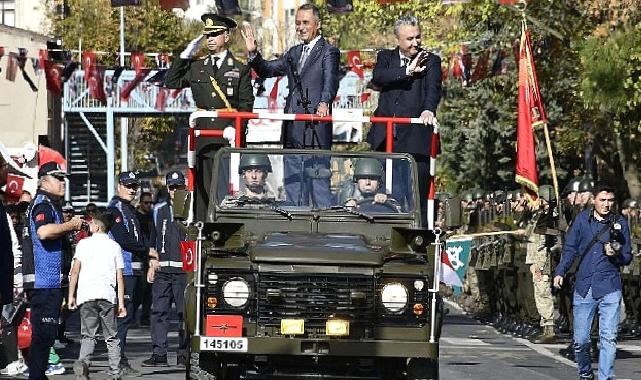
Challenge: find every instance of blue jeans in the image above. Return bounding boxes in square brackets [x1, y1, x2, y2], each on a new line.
[573, 287, 621, 380]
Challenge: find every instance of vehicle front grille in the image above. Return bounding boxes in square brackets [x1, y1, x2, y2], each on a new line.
[257, 274, 376, 329]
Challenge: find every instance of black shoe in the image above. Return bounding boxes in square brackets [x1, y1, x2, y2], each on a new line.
[142, 354, 169, 367]
[176, 356, 188, 367]
[560, 344, 575, 360]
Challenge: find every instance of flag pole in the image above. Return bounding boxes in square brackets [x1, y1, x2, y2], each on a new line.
[541, 124, 562, 219]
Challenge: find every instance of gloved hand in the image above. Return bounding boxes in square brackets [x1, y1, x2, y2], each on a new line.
[223, 126, 236, 146]
[180, 35, 205, 59]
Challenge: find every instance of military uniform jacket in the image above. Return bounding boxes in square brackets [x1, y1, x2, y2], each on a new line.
[1, 201, 14, 304]
[164, 51, 254, 129]
[152, 202, 186, 274]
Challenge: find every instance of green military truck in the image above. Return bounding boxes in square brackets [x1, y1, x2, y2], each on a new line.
[177, 147, 443, 379]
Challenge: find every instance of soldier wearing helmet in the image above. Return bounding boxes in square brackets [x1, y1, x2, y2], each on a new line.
[577, 177, 594, 207]
[222, 154, 276, 207]
[342, 158, 397, 210]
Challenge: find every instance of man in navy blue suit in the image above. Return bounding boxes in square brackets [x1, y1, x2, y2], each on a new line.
[242, 3, 339, 208]
[366, 14, 442, 226]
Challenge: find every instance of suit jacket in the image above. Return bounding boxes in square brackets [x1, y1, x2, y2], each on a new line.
[367, 47, 442, 156]
[249, 37, 340, 149]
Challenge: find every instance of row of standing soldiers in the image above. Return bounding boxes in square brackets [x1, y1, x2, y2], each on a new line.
[440, 177, 641, 351]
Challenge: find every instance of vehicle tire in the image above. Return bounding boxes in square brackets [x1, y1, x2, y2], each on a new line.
[406, 358, 438, 380]
[187, 352, 218, 380]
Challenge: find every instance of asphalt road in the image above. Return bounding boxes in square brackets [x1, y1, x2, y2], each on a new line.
[3, 303, 641, 379]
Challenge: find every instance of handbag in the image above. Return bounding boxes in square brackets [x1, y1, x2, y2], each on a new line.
[17, 309, 32, 350]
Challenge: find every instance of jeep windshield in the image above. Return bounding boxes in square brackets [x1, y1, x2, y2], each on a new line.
[212, 148, 417, 216]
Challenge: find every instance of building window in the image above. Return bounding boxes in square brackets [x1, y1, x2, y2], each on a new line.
[0, 0, 15, 26]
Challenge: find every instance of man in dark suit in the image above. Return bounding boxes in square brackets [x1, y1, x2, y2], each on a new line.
[165, 13, 254, 220]
[241, 3, 340, 207]
[366, 15, 442, 225]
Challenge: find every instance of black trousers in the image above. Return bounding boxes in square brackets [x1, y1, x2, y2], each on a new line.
[117, 275, 137, 363]
[27, 288, 63, 380]
[150, 272, 187, 358]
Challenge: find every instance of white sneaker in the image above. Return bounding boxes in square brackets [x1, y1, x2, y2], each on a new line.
[46, 363, 66, 375]
[0, 360, 28, 376]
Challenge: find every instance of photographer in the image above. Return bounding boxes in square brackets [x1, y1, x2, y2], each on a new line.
[553, 182, 632, 380]
[366, 14, 442, 225]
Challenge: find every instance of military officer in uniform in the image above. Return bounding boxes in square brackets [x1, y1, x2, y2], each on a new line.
[339, 158, 397, 211]
[142, 171, 188, 367]
[165, 13, 254, 220]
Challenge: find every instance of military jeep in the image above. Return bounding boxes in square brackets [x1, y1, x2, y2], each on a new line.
[182, 147, 443, 380]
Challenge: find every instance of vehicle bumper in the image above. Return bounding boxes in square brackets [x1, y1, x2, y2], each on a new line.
[191, 336, 439, 358]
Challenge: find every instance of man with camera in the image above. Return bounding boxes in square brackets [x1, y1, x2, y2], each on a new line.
[553, 182, 632, 380]
[366, 14, 442, 225]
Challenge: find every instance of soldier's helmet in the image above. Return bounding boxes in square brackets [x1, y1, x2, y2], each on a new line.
[460, 190, 474, 202]
[562, 176, 582, 196]
[538, 185, 555, 202]
[494, 190, 506, 203]
[239, 154, 272, 174]
[578, 177, 594, 193]
[622, 198, 638, 209]
[352, 158, 383, 181]
[472, 189, 485, 201]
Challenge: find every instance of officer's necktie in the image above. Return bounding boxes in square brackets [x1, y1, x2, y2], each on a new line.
[402, 57, 409, 67]
[212, 56, 220, 73]
[298, 45, 310, 72]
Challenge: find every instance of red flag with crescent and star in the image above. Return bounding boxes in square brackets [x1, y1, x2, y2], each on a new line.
[515, 21, 546, 202]
[180, 240, 196, 272]
[4, 174, 25, 201]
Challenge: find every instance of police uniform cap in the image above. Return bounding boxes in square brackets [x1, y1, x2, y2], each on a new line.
[201, 13, 237, 35]
[166, 170, 186, 186]
[538, 184, 555, 202]
[38, 161, 66, 179]
[62, 201, 74, 212]
[118, 171, 139, 186]
[239, 154, 272, 174]
[353, 158, 383, 181]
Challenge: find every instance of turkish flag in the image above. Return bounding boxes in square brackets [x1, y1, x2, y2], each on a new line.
[38, 49, 48, 70]
[180, 240, 196, 272]
[4, 174, 25, 200]
[155, 87, 169, 111]
[515, 22, 546, 202]
[45, 60, 63, 97]
[131, 51, 145, 75]
[346, 50, 364, 79]
[268, 76, 282, 111]
[0, 46, 4, 58]
[120, 69, 149, 101]
[5, 52, 18, 81]
[82, 50, 96, 76]
[87, 66, 107, 103]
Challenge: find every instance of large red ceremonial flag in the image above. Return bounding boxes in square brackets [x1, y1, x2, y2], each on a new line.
[515, 21, 546, 201]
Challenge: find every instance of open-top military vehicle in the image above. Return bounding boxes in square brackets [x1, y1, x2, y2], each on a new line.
[178, 147, 443, 379]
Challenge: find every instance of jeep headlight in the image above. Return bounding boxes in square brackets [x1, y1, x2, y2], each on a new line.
[381, 283, 408, 314]
[222, 278, 250, 308]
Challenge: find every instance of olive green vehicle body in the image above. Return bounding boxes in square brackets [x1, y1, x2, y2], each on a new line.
[178, 148, 443, 379]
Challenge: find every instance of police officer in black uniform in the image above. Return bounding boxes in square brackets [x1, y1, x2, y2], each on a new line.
[165, 13, 254, 221]
[142, 171, 188, 367]
[22, 162, 84, 380]
[108, 171, 159, 376]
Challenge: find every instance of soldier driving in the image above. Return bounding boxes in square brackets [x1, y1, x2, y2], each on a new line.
[222, 154, 277, 206]
[165, 13, 254, 220]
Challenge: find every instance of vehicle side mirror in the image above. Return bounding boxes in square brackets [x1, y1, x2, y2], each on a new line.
[172, 190, 191, 220]
[443, 196, 462, 228]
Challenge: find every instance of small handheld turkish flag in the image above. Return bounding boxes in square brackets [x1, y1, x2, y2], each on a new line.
[5, 173, 25, 200]
[180, 241, 196, 272]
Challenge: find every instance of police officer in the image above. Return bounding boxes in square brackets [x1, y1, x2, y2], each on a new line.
[142, 171, 188, 367]
[108, 171, 159, 376]
[22, 162, 84, 380]
[165, 13, 254, 221]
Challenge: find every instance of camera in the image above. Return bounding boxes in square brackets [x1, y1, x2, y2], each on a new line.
[608, 221, 623, 254]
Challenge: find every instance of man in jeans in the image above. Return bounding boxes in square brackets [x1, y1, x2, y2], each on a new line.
[554, 182, 633, 380]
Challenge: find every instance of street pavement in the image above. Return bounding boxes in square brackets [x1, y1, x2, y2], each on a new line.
[3, 303, 641, 379]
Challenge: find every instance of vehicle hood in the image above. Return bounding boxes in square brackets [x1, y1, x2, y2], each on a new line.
[249, 232, 384, 266]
